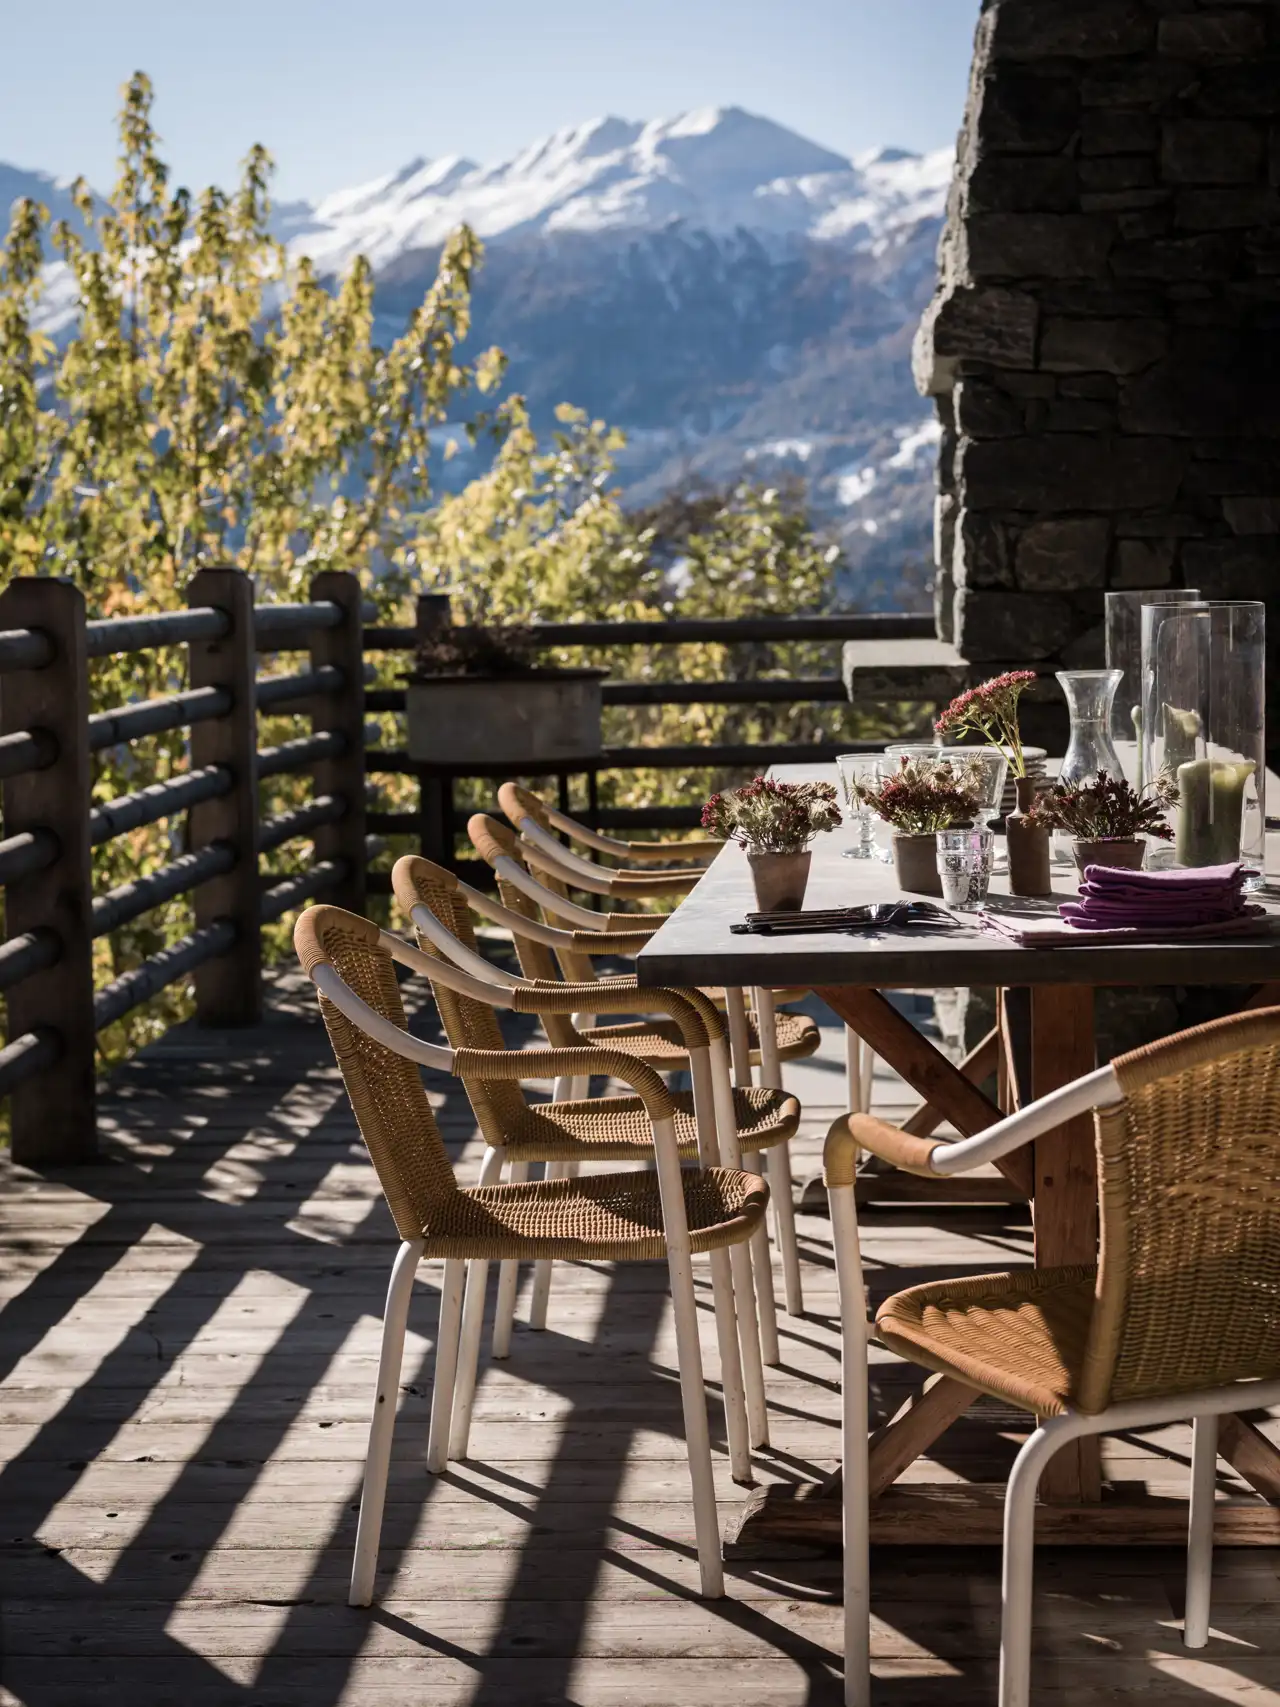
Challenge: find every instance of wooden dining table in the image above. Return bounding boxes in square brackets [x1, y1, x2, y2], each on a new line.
[635, 763, 1280, 1547]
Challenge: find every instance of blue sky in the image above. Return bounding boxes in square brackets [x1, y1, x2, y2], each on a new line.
[2, 1, 978, 201]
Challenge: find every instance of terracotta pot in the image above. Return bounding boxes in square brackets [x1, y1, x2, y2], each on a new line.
[891, 832, 943, 897]
[1005, 774, 1053, 897]
[747, 849, 812, 912]
[1073, 837, 1146, 873]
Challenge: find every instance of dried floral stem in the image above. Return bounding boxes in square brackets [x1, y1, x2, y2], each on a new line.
[935, 671, 1037, 779]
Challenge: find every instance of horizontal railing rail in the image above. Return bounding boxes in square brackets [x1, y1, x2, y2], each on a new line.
[0, 572, 927, 1166]
[364, 610, 932, 650]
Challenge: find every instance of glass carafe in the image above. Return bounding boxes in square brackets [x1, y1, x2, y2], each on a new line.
[1053, 669, 1125, 863]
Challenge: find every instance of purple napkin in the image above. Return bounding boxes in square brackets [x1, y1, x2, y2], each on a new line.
[1079, 862, 1244, 904]
[1065, 859, 1247, 932]
[1061, 902, 1248, 930]
[983, 908, 1274, 949]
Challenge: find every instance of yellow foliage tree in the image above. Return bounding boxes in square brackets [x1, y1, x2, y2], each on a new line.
[0, 73, 907, 1061]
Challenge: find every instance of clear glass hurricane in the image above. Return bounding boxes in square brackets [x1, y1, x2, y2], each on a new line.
[1105, 589, 1201, 787]
[1140, 600, 1265, 879]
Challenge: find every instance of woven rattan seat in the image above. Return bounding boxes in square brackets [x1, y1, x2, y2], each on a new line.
[505, 1084, 801, 1163]
[875, 1266, 1098, 1417]
[421, 1164, 766, 1261]
[581, 1011, 819, 1067]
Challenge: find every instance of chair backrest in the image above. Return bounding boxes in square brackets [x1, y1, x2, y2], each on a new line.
[497, 780, 554, 836]
[294, 905, 458, 1240]
[469, 811, 598, 994]
[1078, 1006, 1280, 1412]
[390, 855, 539, 1141]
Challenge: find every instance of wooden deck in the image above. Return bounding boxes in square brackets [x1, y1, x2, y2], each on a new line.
[4, 973, 1280, 1705]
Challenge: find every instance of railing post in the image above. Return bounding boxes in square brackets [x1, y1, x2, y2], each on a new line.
[416, 593, 454, 870]
[187, 568, 261, 1026]
[309, 571, 366, 914]
[0, 578, 96, 1164]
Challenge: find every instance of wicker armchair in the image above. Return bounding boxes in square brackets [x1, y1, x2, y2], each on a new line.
[470, 811, 817, 1324]
[498, 781, 708, 899]
[389, 852, 793, 1463]
[511, 784, 724, 869]
[823, 1007, 1280, 1707]
[295, 903, 768, 1607]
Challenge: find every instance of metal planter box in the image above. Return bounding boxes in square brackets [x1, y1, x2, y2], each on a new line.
[404, 669, 606, 766]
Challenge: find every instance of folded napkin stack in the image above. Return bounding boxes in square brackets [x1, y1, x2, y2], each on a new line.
[1060, 861, 1247, 932]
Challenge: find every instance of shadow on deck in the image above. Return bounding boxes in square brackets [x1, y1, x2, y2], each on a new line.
[1, 975, 1277, 1705]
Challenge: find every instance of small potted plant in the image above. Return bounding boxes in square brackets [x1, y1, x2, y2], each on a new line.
[855, 757, 981, 896]
[702, 776, 842, 911]
[935, 670, 1050, 895]
[1031, 770, 1179, 873]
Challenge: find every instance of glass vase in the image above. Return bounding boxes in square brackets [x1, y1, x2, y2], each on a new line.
[1057, 669, 1125, 789]
[1140, 601, 1265, 878]
[1105, 588, 1201, 788]
[1053, 669, 1124, 864]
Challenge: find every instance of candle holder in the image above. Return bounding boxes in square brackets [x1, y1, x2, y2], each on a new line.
[1105, 588, 1201, 788]
[1140, 601, 1265, 879]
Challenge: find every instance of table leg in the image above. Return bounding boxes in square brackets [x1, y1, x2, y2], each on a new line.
[1028, 983, 1101, 1503]
[817, 986, 1033, 1198]
[901, 1028, 999, 1139]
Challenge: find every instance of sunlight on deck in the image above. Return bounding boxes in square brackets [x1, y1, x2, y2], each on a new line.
[4, 973, 1280, 1704]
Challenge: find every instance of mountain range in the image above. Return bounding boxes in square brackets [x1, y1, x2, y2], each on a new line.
[6, 108, 951, 607]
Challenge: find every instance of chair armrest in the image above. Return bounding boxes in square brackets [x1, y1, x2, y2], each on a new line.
[452, 1044, 675, 1122]
[825, 1113, 946, 1183]
[600, 912, 664, 935]
[508, 978, 724, 1047]
[617, 838, 724, 866]
[563, 929, 655, 956]
[603, 868, 704, 897]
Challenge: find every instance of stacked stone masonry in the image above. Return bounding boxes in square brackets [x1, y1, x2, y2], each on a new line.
[915, 0, 1280, 745]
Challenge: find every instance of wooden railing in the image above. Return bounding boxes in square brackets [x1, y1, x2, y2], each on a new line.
[364, 595, 934, 869]
[0, 570, 370, 1166]
[0, 571, 932, 1165]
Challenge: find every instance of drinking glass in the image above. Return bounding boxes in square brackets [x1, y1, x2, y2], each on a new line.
[933, 747, 1008, 820]
[936, 827, 995, 911]
[835, 753, 881, 860]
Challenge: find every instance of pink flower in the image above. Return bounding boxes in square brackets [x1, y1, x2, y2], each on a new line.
[935, 671, 1037, 777]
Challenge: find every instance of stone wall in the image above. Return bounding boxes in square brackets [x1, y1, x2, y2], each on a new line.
[915, 0, 1280, 748]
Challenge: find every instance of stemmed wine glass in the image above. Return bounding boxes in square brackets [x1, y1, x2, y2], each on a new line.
[835, 753, 883, 860]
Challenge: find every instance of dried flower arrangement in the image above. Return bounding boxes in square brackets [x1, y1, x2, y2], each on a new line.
[935, 670, 1038, 778]
[701, 776, 842, 855]
[413, 623, 538, 678]
[1031, 770, 1178, 842]
[855, 757, 982, 836]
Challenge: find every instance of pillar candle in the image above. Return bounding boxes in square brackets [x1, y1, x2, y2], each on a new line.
[1175, 758, 1255, 867]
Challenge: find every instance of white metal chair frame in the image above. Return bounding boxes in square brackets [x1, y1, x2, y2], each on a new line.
[483, 837, 811, 1334]
[825, 1059, 1280, 1707]
[396, 890, 774, 1459]
[305, 928, 750, 1608]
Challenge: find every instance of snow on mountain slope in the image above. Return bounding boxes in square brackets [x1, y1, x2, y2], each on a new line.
[292, 108, 951, 273]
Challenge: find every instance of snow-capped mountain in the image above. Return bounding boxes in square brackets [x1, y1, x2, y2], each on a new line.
[0, 164, 88, 235]
[4, 108, 951, 606]
[283, 108, 951, 273]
